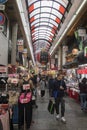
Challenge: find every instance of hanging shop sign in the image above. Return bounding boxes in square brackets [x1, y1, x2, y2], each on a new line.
[17, 39, 24, 45]
[0, 66, 7, 73]
[77, 69, 87, 74]
[77, 28, 86, 37]
[0, 0, 8, 4]
[17, 39, 24, 52]
[0, 5, 5, 10]
[84, 47, 87, 57]
[0, 12, 5, 25]
[23, 49, 28, 58]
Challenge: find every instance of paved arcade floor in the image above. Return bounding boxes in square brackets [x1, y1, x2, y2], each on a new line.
[14, 89, 87, 130]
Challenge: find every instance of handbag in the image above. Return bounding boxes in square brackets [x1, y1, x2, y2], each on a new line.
[48, 100, 55, 114]
[19, 92, 32, 104]
[41, 90, 45, 97]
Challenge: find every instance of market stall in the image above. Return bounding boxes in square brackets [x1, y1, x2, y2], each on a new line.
[65, 69, 80, 102]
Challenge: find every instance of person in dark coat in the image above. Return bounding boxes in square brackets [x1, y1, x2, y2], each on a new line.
[30, 73, 38, 108]
[48, 75, 54, 97]
[79, 77, 87, 110]
[53, 73, 67, 123]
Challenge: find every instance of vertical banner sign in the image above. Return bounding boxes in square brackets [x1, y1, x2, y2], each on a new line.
[23, 49, 27, 58]
[84, 47, 87, 57]
[0, 66, 7, 73]
[0, 0, 8, 4]
[17, 39, 24, 52]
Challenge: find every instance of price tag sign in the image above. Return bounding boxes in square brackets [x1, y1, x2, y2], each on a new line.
[23, 84, 30, 90]
[0, 5, 5, 10]
[11, 78, 19, 84]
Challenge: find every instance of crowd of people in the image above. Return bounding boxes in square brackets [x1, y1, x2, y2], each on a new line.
[17, 71, 68, 130]
[5, 70, 87, 130]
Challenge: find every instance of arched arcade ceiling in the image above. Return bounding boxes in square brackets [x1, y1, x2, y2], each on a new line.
[26, 0, 72, 60]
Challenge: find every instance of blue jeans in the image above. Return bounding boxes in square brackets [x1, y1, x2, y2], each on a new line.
[80, 93, 87, 109]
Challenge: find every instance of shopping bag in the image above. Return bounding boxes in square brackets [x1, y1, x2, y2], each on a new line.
[19, 92, 32, 104]
[41, 90, 45, 97]
[47, 100, 55, 114]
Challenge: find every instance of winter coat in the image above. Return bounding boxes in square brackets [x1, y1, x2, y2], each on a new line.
[53, 79, 66, 97]
[79, 82, 87, 94]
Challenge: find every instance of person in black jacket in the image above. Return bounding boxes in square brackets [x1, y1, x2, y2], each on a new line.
[30, 73, 38, 108]
[48, 75, 54, 97]
[53, 73, 66, 123]
[79, 77, 87, 110]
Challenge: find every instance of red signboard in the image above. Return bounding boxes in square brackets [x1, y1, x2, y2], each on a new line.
[77, 69, 87, 74]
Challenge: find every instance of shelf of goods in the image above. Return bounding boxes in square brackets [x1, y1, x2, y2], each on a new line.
[0, 103, 10, 130]
[7, 76, 20, 124]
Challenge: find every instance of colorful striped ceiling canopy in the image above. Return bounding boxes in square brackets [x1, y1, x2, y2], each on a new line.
[26, 0, 71, 59]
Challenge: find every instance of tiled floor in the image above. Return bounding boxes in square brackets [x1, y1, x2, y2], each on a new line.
[14, 89, 87, 130]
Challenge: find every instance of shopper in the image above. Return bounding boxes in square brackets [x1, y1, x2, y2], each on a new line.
[53, 73, 67, 123]
[30, 73, 38, 108]
[18, 74, 33, 130]
[48, 75, 54, 97]
[79, 77, 87, 110]
[40, 77, 45, 97]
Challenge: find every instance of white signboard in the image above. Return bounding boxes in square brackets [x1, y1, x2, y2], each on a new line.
[0, 5, 5, 10]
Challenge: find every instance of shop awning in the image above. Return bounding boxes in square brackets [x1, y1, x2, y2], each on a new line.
[63, 56, 78, 69]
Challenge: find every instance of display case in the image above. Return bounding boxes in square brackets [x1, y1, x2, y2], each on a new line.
[65, 69, 80, 102]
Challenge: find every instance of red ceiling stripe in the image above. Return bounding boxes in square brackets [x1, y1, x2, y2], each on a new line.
[30, 17, 35, 23]
[32, 39, 35, 42]
[32, 29, 35, 33]
[33, 44, 36, 46]
[53, 26, 57, 31]
[51, 29, 55, 34]
[50, 35, 53, 39]
[47, 43, 50, 46]
[33, 47, 36, 50]
[28, 4, 34, 13]
[59, 5, 65, 14]
[55, 17, 61, 24]
[46, 45, 50, 48]
[32, 35, 35, 38]
[31, 25, 35, 30]
[49, 39, 52, 42]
